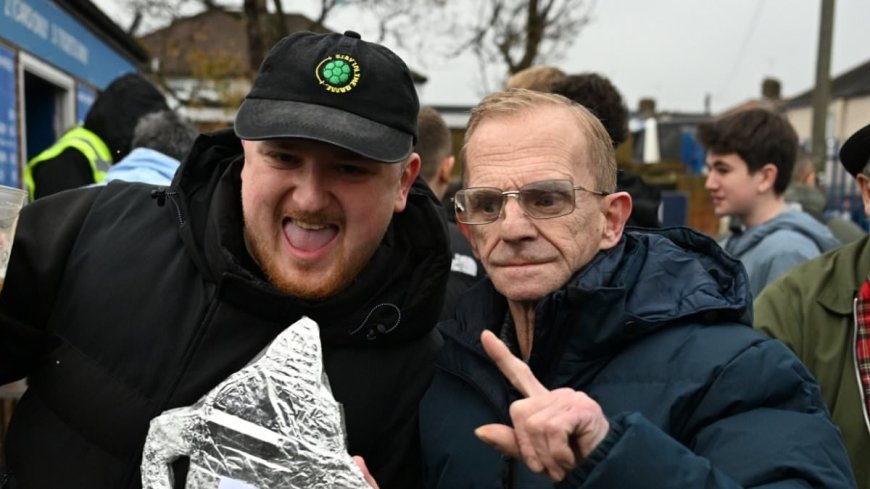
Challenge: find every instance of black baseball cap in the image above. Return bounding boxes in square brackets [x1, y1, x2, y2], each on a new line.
[234, 30, 419, 163]
[840, 122, 870, 177]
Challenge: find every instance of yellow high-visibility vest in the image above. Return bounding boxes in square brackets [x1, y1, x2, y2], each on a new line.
[24, 126, 112, 200]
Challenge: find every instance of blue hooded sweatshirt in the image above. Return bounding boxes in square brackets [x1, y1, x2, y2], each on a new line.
[721, 210, 840, 298]
[96, 147, 180, 187]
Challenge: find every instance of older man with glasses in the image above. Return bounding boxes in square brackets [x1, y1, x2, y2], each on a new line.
[418, 89, 857, 489]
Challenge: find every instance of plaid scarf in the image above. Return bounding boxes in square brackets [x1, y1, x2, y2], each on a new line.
[856, 279, 870, 417]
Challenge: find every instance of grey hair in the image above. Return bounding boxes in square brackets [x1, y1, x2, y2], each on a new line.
[131, 110, 198, 161]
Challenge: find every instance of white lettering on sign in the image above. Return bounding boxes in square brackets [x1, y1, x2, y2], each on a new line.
[77, 90, 94, 106]
[4, 0, 49, 39]
[4, 0, 90, 65]
[51, 23, 88, 64]
[0, 54, 12, 73]
[217, 478, 259, 489]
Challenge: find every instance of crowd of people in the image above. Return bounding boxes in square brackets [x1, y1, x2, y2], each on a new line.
[0, 30, 868, 489]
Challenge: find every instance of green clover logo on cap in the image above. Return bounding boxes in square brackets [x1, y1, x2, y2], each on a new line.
[316, 54, 360, 93]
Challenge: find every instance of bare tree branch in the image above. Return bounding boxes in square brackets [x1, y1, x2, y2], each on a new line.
[243, 0, 268, 73]
[432, 0, 594, 80]
[308, 0, 339, 31]
[116, 0, 594, 102]
[270, 0, 286, 38]
[126, 11, 143, 36]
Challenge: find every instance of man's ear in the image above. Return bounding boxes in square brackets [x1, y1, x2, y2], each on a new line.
[394, 154, 421, 213]
[599, 191, 632, 250]
[457, 220, 481, 260]
[756, 163, 779, 193]
[857, 174, 870, 217]
[438, 155, 456, 185]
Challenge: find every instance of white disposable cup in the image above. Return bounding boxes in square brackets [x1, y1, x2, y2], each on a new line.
[0, 185, 26, 291]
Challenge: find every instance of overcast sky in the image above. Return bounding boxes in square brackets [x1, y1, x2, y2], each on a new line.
[94, 0, 870, 114]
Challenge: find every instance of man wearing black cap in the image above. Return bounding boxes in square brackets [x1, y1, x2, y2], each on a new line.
[0, 31, 449, 489]
[755, 122, 870, 489]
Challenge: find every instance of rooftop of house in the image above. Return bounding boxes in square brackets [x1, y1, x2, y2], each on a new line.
[785, 57, 870, 109]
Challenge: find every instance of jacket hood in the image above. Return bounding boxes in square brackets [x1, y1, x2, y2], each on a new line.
[166, 129, 450, 347]
[104, 148, 180, 185]
[784, 184, 827, 221]
[84, 73, 168, 162]
[724, 210, 840, 256]
[581, 227, 751, 328]
[447, 226, 752, 379]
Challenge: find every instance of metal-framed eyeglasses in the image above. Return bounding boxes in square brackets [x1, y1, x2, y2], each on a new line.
[453, 179, 610, 225]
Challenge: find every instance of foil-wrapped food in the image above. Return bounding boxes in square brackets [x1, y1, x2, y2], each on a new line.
[141, 316, 370, 489]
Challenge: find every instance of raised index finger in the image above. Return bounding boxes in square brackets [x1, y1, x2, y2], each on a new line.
[480, 330, 548, 398]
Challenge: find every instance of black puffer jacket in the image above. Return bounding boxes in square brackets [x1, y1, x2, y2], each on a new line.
[0, 129, 450, 489]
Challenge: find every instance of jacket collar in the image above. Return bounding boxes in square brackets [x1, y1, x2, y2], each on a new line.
[441, 227, 752, 393]
[723, 210, 840, 256]
[816, 236, 870, 316]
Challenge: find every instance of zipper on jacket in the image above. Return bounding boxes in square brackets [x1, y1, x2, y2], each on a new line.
[435, 363, 511, 425]
[435, 360, 517, 488]
[118, 293, 221, 488]
[851, 297, 870, 434]
[501, 457, 516, 489]
[150, 188, 185, 225]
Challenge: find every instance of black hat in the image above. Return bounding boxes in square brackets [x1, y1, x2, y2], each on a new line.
[840, 122, 870, 177]
[85, 73, 168, 162]
[234, 30, 419, 163]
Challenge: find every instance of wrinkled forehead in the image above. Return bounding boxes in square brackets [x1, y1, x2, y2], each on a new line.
[463, 108, 594, 185]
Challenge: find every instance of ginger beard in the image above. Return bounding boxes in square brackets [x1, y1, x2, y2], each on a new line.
[243, 209, 387, 301]
[237, 138, 414, 302]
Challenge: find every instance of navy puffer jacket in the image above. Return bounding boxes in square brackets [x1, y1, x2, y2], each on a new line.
[421, 227, 856, 489]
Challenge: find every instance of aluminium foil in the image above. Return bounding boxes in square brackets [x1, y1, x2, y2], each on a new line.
[141, 316, 370, 489]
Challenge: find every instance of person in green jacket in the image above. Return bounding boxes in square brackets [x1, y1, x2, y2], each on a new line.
[755, 121, 870, 489]
[784, 148, 865, 245]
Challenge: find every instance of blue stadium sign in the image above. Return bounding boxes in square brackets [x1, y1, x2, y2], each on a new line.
[0, 44, 18, 188]
[1, 0, 136, 88]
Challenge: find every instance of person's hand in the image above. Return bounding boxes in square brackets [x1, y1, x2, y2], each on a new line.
[474, 330, 610, 481]
[353, 456, 379, 489]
